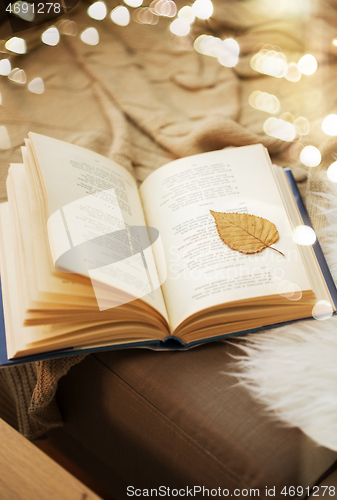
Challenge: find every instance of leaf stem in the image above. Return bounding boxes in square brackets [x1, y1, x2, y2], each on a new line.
[268, 246, 285, 257]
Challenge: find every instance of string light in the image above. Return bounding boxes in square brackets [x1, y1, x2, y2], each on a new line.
[263, 117, 296, 141]
[293, 117, 310, 135]
[322, 114, 337, 136]
[248, 91, 280, 114]
[193, 34, 205, 53]
[312, 300, 333, 320]
[150, 0, 165, 15]
[277, 280, 302, 301]
[150, 0, 176, 17]
[195, 35, 222, 57]
[250, 49, 288, 78]
[279, 111, 293, 122]
[170, 17, 190, 36]
[8, 68, 27, 84]
[5, 37, 27, 54]
[87, 2, 107, 20]
[297, 54, 317, 75]
[0, 59, 11, 76]
[133, 7, 158, 24]
[192, 0, 213, 20]
[251, 49, 318, 81]
[178, 6, 195, 23]
[218, 38, 239, 67]
[292, 225, 316, 245]
[285, 62, 302, 82]
[124, 0, 143, 7]
[12, 1, 35, 22]
[80, 27, 100, 45]
[0, 0, 325, 157]
[300, 145, 321, 167]
[28, 77, 45, 94]
[193, 35, 239, 67]
[58, 20, 78, 36]
[162, 0, 177, 17]
[41, 27, 60, 46]
[327, 161, 337, 182]
[110, 5, 130, 26]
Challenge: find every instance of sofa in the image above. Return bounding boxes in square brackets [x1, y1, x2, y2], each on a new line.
[43, 342, 337, 499]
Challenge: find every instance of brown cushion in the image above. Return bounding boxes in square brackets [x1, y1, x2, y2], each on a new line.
[54, 341, 337, 496]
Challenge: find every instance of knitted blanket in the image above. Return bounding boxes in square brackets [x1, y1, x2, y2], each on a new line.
[0, 0, 337, 440]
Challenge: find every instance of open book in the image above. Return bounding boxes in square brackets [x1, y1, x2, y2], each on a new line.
[0, 133, 336, 364]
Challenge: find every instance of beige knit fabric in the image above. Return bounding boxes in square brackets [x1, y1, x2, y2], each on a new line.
[0, 0, 337, 438]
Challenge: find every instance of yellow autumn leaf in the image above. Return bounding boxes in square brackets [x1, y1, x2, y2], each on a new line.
[210, 211, 283, 256]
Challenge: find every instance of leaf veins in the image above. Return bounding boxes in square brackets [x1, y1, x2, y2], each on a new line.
[210, 211, 284, 256]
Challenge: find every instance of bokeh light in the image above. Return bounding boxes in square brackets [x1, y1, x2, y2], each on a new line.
[248, 91, 280, 114]
[160, 0, 176, 16]
[322, 114, 337, 136]
[193, 35, 239, 67]
[80, 27, 100, 45]
[124, 0, 143, 6]
[178, 5, 195, 23]
[218, 38, 239, 67]
[0, 59, 11, 76]
[277, 280, 302, 301]
[197, 35, 222, 57]
[312, 300, 334, 320]
[250, 49, 287, 78]
[133, 7, 158, 23]
[110, 5, 130, 25]
[41, 27, 60, 46]
[87, 2, 107, 20]
[297, 54, 317, 75]
[285, 62, 302, 82]
[150, 0, 176, 17]
[58, 20, 78, 36]
[11, 1, 35, 22]
[263, 117, 296, 141]
[293, 116, 310, 135]
[28, 77, 45, 94]
[300, 145, 321, 167]
[327, 161, 337, 182]
[193, 35, 206, 53]
[192, 0, 213, 20]
[5, 37, 27, 54]
[292, 225, 316, 245]
[8, 68, 26, 84]
[170, 17, 190, 36]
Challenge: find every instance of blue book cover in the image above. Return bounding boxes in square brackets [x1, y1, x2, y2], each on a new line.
[0, 168, 336, 367]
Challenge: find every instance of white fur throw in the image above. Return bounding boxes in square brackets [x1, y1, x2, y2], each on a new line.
[231, 183, 337, 451]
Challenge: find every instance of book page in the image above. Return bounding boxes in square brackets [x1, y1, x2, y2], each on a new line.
[140, 145, 313, 332]
[28, 133, 168, 319]
[0, 202, 166, 359]
[9, 163, 99, 307]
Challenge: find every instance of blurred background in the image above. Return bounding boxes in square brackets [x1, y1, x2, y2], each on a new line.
[0, 0, 337, 199]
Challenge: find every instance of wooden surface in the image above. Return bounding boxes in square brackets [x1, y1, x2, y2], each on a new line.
[0, 418, 102, 500]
